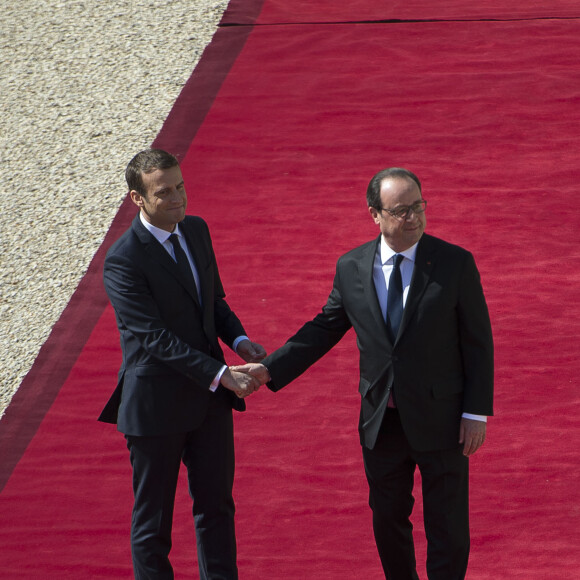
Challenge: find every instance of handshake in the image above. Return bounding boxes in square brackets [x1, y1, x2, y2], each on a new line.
[224, 363, 271, 399]
[220, 338, 270, 399]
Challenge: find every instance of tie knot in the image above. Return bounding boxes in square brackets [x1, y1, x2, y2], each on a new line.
[168, 234, 184, 263]
[393, 254, 404, 268]
[169, 233, 180, 249]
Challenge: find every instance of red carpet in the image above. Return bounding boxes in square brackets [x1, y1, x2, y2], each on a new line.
[223, 0, 580, 23]
[2, 1, 579, 578]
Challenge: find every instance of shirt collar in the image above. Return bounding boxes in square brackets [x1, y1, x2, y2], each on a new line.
[379, 236, 419, 266]
[139, 212, 182, 244]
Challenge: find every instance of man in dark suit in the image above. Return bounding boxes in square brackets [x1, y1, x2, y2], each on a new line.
[236, 168, 494, 579]
[99, 149, 265, 580]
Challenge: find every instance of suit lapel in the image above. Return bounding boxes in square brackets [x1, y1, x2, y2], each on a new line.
[180, 224, 206, 307]
[398, 235, 436, 339]
[360, 236, 392, 341]
[180, 220, 220, 348]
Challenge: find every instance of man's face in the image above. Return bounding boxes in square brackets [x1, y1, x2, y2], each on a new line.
[130, 165, 187, 232]
[368, 177, 426, 252]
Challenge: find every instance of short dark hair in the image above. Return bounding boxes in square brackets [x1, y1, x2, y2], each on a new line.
[366, 168, 422, 209]
[125, 149, 180, 196]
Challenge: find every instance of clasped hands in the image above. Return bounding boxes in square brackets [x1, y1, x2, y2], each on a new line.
[221, 339, 271, 399]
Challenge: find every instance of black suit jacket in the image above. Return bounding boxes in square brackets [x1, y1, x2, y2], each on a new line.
[99, 215, 246, 436]
[262, 233, 494, 451]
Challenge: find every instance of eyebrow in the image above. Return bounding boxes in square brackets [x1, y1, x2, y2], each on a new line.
[154, 181, 185, 195]
[391, 199, 423, 208]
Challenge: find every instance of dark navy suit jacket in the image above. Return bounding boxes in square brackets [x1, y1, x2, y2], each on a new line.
[99, 214, 246, 436]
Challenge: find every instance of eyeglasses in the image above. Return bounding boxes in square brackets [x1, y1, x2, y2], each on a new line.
[379, 199, 427, 220]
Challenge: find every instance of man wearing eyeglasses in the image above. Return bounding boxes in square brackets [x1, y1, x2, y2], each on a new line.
[236, 168, 494, 580]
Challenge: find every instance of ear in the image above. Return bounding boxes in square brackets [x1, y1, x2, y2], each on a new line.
[369, 206, 381, 225]
[130, 190, 145, 208]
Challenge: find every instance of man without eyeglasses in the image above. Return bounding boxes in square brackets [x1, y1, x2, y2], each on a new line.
[236, 168, 494, 580]
[100, 149, 265, 579]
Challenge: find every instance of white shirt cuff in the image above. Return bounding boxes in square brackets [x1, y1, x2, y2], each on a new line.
[210, 365, 227, 392]
[462, 413, 487, 422]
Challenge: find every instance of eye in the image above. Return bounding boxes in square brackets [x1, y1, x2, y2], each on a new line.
[411, 201, 426, 213]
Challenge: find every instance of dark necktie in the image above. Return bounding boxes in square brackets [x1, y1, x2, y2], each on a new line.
[169, 233, 199, 299]
[386, 254, 404, 343]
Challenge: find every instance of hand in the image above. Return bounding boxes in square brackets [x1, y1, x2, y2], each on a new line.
[220, 368, 261, 399]
[230, 363, 271, 385]
[236, 339, 267, 363]
[459, 418, 487, 456]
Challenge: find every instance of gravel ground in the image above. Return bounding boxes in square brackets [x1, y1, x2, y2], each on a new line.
[0, 0, 229, 418]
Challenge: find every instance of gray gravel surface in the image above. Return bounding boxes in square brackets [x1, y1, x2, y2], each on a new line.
[0, 0, 229, 418]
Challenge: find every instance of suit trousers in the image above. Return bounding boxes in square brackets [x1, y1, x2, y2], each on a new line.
[125, 389, 238, 580]
[362, 409, 469, 580]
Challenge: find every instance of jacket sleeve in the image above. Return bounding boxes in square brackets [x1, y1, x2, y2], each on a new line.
[457, 252, 494, 416]
[198, 219, 246, 350]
